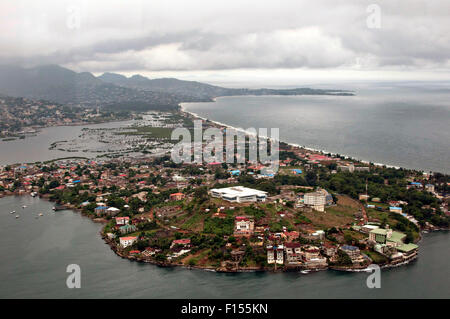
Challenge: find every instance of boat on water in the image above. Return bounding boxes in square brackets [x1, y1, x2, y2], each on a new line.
[52, 205, 65, 211]
[39, 213, 43, 216]
[301, 270, 310, 274]
[31, 192, 38, 197]
[10, 211, 14, 214]
[22, 205, 27, 209]
[15, 215, 19, 219]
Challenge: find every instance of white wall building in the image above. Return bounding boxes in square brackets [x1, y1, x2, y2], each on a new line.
[119, 236, 137, 248]
[304, 189, 332, 212]
[210, 186, 267, 203]
[266, 245, 284, 265]
[304, 192, 326, 212]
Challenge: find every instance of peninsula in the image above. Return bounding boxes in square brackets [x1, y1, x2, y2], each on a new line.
[1, 110, 448, 273]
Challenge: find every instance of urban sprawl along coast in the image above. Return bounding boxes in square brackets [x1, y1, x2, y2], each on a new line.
[0, 110, 449, 273]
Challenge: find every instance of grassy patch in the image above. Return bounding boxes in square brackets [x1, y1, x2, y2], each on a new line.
[181, 213, 204, 231]
[303, 205, 355, 229]
[364, 250, 389, 264]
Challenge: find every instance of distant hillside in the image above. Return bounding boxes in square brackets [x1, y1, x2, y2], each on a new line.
[0, 65, 353, 111]
[0, 65, 183, 110]
[99, 72, 354, 100]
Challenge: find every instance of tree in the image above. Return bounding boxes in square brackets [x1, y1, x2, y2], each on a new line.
[336, 250, 352, 266]
[194, 186, 208, 203]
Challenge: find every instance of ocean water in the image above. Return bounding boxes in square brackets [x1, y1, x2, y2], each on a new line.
[0, 195, 449, 299]
[182, 83, 450, 174]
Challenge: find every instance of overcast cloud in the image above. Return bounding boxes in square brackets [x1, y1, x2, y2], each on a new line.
[1, 0, 450, 82]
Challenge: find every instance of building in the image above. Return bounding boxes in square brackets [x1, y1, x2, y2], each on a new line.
[303, 188, 333, 212]
[119, 236, 137, 248]
[234, 216, 254, 237]
[94, 205, 108, 215]
[302, 245, 321, 260]
[360, 224, 379, 233]
[106, 207, 120, 216]
[425, 184, 435, 193]
[340, 245, 361, 260]
[170, 239, 191, 249]
[142, 247, 162, 257]
[210, 186, 267, 203]
[359, 194, 370, 201]
[267, 247, 275, 264]
[338, 164, 355, 173]
[302, 245, 327, 268]
[369, 228, 392, 244]
[170, 192, 185, 201]
[230, 170, 241, 176]
[119, 224, 137, 234]
[396, 243, 419, 259]
[284, 242, 302, 265]
[322, 243, 338, 258]
[266, 245, 284, 264]
[389, 206, 403, 213]
[115, 216, 130, 225]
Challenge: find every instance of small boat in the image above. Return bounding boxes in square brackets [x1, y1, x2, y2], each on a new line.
[301, 270, 310, 274]
[31, 192, 38, 197]
[15, 215, 20, 219]
[22, 205, 27, 209]
[39, 213, 43, 216]
[10, 211, 14, 214]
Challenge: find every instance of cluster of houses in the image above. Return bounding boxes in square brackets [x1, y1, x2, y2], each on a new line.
[267, 243, 329, 269]
[118, 235, 192, 261]
[0, 143, 447, 272]
[352, 224, 419, 263]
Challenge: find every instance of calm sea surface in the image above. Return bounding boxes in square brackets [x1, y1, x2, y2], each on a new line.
[182, 84, 450, 174]
[0, 120, 135, 165]
[0, 196, 448, 299]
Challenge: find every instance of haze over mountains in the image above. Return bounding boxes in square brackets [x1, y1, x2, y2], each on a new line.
[0, 65, 352, 111]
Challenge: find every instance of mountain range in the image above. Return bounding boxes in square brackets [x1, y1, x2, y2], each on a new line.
[0, 64, 353, 111]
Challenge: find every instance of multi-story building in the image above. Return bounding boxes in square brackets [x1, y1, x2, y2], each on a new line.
[303, 188, 333, 212]
[266, 245, 284, 265]
[234, 216, 255, 237]
[340, 245, 366, 264]
[115, 216, 130, 225]
[119, 236, 137, 248]
[284, 242, 302, 265]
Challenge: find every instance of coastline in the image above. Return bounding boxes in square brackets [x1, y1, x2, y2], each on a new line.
[0, 191, 431, 274]
[180, 98, 419, 173]
[1, 103, 447, 274]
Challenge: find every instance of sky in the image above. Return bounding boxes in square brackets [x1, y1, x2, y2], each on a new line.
[1, 0, 450, 85]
